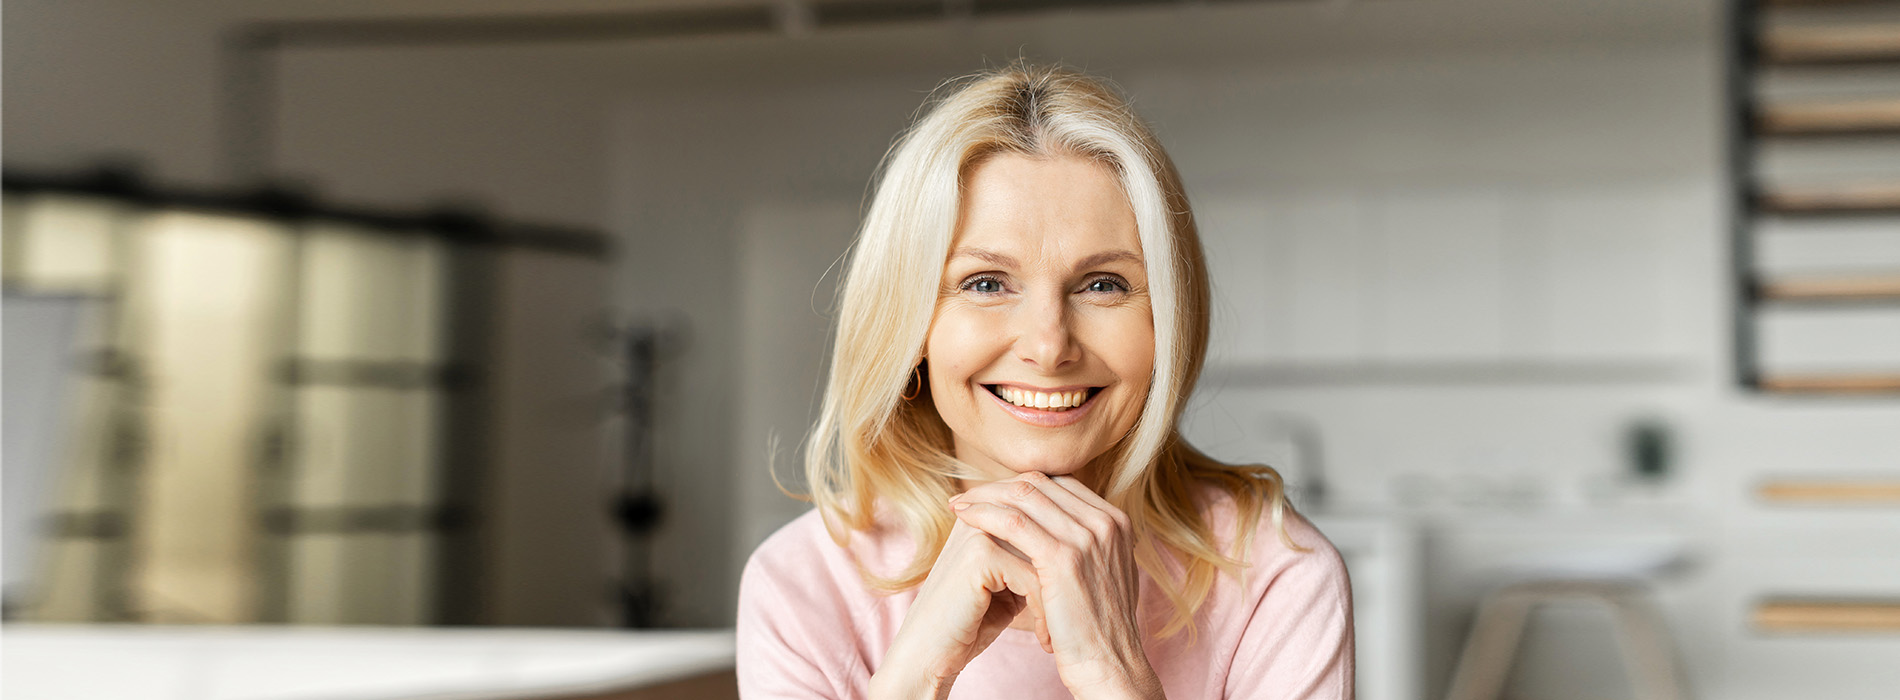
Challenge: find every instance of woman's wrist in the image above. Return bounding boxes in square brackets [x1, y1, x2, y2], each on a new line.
[869, 643, 955, 700]
[1105, 665, 1165, 700]
[868, 666, 952, 700]
[1065, 653, 1165, 700]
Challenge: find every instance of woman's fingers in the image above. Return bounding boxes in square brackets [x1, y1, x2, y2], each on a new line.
[1042, 475, 1130, 542]
[955, 472, 1130, 551]
[953, 473, 1094, 546]
[953, 501, 1066, 569]
[958, 518, 1050, 646]
[948, 473, 1137, 658]
[1048, 475, 1130, 531]
[1023, 474, 1100, 520]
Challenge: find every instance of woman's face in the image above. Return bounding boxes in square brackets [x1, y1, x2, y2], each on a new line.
[926, 153, 1155, 486]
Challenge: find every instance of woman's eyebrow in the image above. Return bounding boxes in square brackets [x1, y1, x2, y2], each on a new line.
[951, 248, 1144, 271]
[951, 247, 1018, 267]
[1073, 250, 1144, 270]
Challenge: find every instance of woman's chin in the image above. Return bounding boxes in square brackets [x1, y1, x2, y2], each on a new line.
[958, 440, 1105, 483]
[997, 457, 1089, 479]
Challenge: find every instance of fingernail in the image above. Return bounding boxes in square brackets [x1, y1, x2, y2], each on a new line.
[951, 501, 972, 511]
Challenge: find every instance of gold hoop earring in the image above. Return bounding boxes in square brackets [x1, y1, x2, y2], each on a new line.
[902, 365, 923, 401]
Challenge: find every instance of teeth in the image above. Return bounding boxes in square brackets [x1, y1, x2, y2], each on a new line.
[993, 386, 1090, 411]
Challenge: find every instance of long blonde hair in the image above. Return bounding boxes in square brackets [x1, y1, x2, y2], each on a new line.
[799, 62, 1297, 639]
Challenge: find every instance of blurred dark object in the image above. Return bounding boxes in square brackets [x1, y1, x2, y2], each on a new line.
[1626, 417, 1673, 482]
[615, 492, 665, 534]
[611, 322, 685, 628]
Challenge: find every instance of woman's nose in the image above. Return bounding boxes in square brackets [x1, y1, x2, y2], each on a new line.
[1013, 290, 1081, 371]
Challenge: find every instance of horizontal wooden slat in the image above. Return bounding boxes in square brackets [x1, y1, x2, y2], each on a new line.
[1758, 373, 1900, 393]
[1761, 24, 1900, 65]
[1759, 480, 1900, 504]
[1755, 599, 1900, 632]
[1758, 98, 1900, 136]
[1758, 274, 1900, 301]
[1758, 182, 1900, 214]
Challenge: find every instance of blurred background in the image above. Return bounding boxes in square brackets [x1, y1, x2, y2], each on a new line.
[4, 0, 1899, 699]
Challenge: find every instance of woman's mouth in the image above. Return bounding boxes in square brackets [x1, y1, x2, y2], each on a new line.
[985, 384, 1101, 411]
[981, 385, 1105, 428]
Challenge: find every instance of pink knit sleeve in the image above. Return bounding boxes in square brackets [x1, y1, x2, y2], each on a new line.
[735, 522, 869, 700]
[1224, 533, 1356, 699]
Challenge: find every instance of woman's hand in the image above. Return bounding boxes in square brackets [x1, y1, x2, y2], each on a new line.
[870, 504, 1047, 700]
[949, 472, 1165, 700]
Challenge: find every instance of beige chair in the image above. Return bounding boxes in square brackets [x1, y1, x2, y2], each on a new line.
[1445, 579, 1689, 700]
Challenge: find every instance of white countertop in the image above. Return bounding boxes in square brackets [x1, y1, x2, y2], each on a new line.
[1, 624, 735, 700]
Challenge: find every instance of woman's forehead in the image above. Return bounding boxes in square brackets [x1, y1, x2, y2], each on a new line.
[950, 153, 1143, 269]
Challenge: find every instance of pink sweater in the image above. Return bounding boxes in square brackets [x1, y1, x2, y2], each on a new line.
[735, 482, 1355, 699]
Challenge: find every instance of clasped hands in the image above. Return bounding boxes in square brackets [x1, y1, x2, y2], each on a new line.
[873, 471, 1165, 700]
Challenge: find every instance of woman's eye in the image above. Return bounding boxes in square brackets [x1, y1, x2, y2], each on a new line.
[1084, 277, 1127, 293]
[963, 276, 1005, 294]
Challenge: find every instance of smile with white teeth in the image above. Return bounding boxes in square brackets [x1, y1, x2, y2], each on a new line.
[988, 385, 1094, 411]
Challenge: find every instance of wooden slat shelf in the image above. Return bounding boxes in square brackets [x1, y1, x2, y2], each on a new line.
[1758, 373, 1900, 393]
[1757, 182, 1900, 214]
[1755, 599, 1900, 632]
[1761, 24, 1900, 65]
[1757, 98, 1900, 136]
[1758, 479, 1900, 504]
[1757, 274, 1900, 301]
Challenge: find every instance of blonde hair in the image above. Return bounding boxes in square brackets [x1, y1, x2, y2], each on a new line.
[799, 63, 1297, 640]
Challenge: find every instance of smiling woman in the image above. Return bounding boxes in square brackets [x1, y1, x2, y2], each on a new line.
[929, 155, 1155, 483]
[736, 63, 1353, 700]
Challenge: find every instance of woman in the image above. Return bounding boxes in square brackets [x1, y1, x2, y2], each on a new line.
[736, 63, 1352, 700]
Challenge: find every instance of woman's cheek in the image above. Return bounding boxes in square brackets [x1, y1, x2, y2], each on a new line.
[1095, 310, 1155, 428]
[926, 310, 995, 402]
[1086, 310, 1154, 373]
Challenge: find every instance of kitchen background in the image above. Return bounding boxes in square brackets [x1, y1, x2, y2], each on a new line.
[4, 0, 1898, 699]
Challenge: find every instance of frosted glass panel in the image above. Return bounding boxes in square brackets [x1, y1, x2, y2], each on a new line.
[386, 532, 436, 625]
[3, 294, 88, 612]
[290, 387, 442, 508]
[2, 194, 24, 282]
[287, 534, 348, 623]
[127, 210, 294, 624]
[299, 223, 447, 363]
[28, 540, 111, 622]
[14, 194, 125, 293]
[5, 194, 464, 626]
[287, 533, 435, 625]
[4, 195, 141, 623]
[279, 220, 450, 625]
